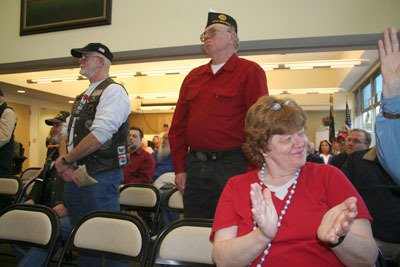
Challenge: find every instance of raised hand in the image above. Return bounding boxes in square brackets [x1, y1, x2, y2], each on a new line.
[378, 27, 400, 98]
[250, 183, 278, 240]
[317, 197, 358, 245]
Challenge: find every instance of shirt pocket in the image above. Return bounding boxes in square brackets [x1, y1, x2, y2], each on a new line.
[185, 87, 201, 102]
[213, 86, 239, 98]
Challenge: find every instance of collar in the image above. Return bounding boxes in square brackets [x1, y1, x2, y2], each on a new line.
[199, 53, 238, 75]
[362, 147, 377, 162]
[132, 146, 145, 156]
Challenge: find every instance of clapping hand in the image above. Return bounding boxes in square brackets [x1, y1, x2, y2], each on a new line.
[250, 183, 279, 240]
[317, 197, 358, 245]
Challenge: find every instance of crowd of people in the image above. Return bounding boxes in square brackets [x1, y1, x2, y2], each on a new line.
[1, 8, 400, 267]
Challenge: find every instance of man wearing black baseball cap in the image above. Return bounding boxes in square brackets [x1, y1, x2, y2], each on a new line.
[55, 43, 130, 267]
[169, 9, 268, 219]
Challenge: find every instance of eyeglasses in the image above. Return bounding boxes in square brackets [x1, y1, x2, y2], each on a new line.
[79, 54, 102, 61]
[265, 99, 295, 111]
[347, 138, 365, 145]
[200, 27, 232, 42]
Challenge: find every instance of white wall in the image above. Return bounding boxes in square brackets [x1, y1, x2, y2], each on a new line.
[1, 0, 400, 64]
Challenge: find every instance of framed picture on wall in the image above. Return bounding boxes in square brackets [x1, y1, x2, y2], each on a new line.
[20, 0, 112, 36]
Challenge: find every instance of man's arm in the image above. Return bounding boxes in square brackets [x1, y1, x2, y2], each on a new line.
[0, 108, 17, 147]
[376, 27, 400, 185]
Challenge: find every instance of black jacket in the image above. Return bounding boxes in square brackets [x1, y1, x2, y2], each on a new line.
[341, 147, 400, 243]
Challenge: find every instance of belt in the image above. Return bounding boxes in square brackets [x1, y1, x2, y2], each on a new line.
[190, 147, 242, 162]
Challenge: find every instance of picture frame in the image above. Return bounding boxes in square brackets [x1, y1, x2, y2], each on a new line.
[20, 0, 112, 36]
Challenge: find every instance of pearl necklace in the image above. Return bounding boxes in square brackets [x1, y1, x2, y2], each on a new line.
[250, 163, 300, 267]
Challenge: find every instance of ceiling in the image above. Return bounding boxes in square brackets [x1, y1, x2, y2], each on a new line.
[0, 49, 379, 113]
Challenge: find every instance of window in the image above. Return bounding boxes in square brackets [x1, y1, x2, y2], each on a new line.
[353, 67, 382, 147]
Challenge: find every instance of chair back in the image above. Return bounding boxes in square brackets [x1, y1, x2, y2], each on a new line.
[156, 188, 183, 233]
[20, 167, 41, 181]
[119, 184, 161, 235]
[56, 211, 150, 267]
[18, 178, 36, 203]
[166, 188, 183, 210]
[375, 247, 387, 267]
[0, 204, 59, 266]
[149, 218, 215, 266]
[0, 175, 22, 210]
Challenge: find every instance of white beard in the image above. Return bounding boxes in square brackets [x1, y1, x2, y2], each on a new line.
[158, 142, 171, 160]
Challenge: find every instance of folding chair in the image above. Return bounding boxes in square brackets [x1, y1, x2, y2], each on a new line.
[0, 204, 59, 267]
[157, 188, 183, 234]
[17, 178, 36, 203]
[20, 167, 41, 182]
[56, 210, 150, 267]
[0, 175, 22, 211]
[375, 248, 387, 267]
[148, 218, 215, 266]
[119, 183, 162, 236]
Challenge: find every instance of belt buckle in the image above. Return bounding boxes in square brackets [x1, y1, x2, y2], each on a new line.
[195, 152, 207, 162]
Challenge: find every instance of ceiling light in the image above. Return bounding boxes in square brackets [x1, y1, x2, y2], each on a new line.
[130, 93, 179, 99]
[68, 100, 74, 103]
[28, 75, 79, 84]
[110, 72, 136, 78]
[259, 64, 280, 71]
[17, 90, 25, 93]
[269, 87, 342, 95]
[283, 59, 365, 70]
[138, 105, 175, 111]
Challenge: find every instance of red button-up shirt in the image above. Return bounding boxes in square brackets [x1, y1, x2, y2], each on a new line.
[122, 147, 156, 184]
[169, 54, 268, 173]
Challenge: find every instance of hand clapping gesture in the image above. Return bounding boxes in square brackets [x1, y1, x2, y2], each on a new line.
[378, 27, 400, 98]
[250, 183, 279, 240]
[317, 197, 358, 245]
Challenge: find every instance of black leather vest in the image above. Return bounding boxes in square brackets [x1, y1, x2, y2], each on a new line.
[0, 102, 15, 175]
[67, 78, 130, 175]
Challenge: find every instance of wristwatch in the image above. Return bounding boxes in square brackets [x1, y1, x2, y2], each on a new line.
[382, 111, 400, 119]
[61, 156, 70, 165]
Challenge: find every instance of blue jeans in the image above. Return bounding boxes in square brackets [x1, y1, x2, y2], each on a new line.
[64, 168, 128, 267]
[14, 216, 71, 267]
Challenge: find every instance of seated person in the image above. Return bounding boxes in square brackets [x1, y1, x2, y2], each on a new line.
[376, 26, 400, 185]
[123, 127, 155, 184]
[332, 133, 348, 155]
[330, 129, 370, 169]
[152, 131, 179, 229]
[341, 146, 400, 263]
[211, 96, 377, 267]
[152, 135, 160, 151]
[13, 112, 71, 267]
[153, 132, 174, 182]
[312, 140, 333, 164]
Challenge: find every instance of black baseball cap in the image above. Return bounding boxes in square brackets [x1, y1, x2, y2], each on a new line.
[45, 111, 70, 126]
[71, 43, 113, 62]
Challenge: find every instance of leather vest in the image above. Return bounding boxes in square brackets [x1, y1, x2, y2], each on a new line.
[67, 78, 129, 175]
[0, 102, 15, 175]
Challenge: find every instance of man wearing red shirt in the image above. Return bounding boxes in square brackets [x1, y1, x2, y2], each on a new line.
[123, 127, 155, 184]
[169, 10, 268, 219]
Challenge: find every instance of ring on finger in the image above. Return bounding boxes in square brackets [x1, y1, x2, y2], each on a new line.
[334, 227, 340, 236]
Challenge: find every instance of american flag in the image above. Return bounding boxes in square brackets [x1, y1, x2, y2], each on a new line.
[345, 101, 352, 130]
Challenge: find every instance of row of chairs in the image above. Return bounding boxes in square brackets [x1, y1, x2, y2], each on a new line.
[119, 183, 184, 236]
[0, 204, 215, 267]
[1, 171, 182, 238]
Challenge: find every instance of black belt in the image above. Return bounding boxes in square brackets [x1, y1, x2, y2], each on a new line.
[190, 147, 242, 161]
